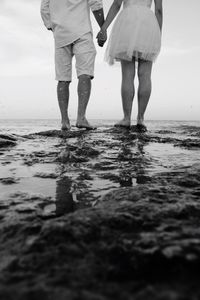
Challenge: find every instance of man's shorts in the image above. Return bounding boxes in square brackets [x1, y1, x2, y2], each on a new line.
[55, 32, 97, 82]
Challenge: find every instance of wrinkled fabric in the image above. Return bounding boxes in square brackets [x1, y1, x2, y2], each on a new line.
[105, 0, 161, 64]
[41, 0, 103, 47]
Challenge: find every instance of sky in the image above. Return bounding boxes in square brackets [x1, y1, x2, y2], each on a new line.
[0, 0, 200, 120]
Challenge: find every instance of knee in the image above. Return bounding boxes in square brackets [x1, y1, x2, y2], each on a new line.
[57, 81, 70, 89]
[138, 68, 145, 80]
[58, 81, 70, 86]
[138, 70, 151, 84]
[78, 74, 91, 81]
[57, 81, 70, 92]
[138, 64, 152, 81]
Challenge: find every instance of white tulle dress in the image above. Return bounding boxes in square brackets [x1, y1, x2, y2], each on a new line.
[105, 0, 161, 64]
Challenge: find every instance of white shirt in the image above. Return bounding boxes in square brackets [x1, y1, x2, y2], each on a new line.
[41, 0, 103, 48]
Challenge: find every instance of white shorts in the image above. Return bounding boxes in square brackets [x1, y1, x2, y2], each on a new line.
[55, 32, 97, 82]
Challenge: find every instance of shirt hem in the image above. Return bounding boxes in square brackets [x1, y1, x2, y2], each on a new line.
[54, 30, 93, 48]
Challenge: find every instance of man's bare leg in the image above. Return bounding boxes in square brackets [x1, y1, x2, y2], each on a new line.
[57, 81, 71, 130]
[76, 74, 95, 129]
[137, 60, 152, 127]
[115, 59, 135, 127]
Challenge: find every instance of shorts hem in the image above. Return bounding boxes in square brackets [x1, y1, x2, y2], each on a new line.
[77, 73, 94, 80]
[55, 78, 72, 82]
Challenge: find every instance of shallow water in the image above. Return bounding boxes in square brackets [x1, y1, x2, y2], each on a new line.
[0, 119, 200, 217]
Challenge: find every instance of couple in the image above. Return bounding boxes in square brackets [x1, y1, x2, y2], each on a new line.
[41, 0, 163, 132]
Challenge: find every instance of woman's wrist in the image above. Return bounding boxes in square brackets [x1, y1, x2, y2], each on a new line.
[101, 25, 107, 32]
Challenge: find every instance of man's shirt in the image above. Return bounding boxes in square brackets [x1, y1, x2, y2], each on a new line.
[41, 0, 103, 48]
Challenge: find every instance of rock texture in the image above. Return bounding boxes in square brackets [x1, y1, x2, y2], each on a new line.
[0, 124, 200, 299]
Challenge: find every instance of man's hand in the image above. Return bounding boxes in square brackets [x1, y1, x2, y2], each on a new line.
[96, 29, 107, 47]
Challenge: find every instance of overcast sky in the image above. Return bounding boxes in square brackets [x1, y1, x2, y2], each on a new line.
[0, 0, 200, 120]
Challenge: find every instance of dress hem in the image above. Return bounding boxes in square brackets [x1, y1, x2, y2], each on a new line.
[105, 50, 160, 65]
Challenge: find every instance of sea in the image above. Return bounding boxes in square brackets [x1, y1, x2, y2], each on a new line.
[0, 119, 200, 136]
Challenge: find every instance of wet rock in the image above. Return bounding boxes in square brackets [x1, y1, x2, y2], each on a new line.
[1, 161, 12, 165]
[0, 138, 17, 148]
[57, 148, 88, 163]
[167, 164, 200, 190]
[162, 245, 183, 259]
[99, 173, 120, 183]
[24, 129, 87, 139]
[155, 130, 176, 135]
[0, 255, 17, 272]
[1, 183, 200, 299]
[0, 134, 18, 141]
[23, 150, 58, 165]
[32, 150, 58, 158]
[175, 139, 200, 149]
[15, 205, 37, 214]
[56, 143, 100, 165]
[93, 161, 116, 171]
[7, 192, 54, 211]
[151, 136, 181, 144]
[34, 172, 58, 179]
[0, 202, 10, 210]
[0, 177, 19, 184]
[57, 148, 71, 163]
[191, 132, 200, 138]
[1, 124, 200, 299]
[179, 125, 200, 137]
[75, 145, 100, 157]
[37, 203, 57, 220]
[32, 151, 48, 158]
[0, 133, 26, 142]
[77, 171, 93, 181]
[0, 133, 24, 148]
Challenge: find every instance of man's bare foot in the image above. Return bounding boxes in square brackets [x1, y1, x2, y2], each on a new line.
[114, 119, 131, 128]
[61, 120, 71, 131]
[76, 117, 96, 130]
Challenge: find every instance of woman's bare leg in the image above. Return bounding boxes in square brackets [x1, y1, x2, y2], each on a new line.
[137, 59, 153, 126]
[115, 59, 135, 127]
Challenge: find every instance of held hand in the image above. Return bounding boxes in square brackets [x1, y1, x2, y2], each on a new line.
[96, 29, 107, 47]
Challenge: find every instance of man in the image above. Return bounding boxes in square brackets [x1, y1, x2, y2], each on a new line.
[41, 0, 105, 130]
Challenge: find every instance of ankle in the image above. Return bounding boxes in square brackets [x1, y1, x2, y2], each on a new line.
[77, 115, 86, 121]
[137, 116, 144, 125]
[123, 116, 131, 122]
[62, 118, 70, 125]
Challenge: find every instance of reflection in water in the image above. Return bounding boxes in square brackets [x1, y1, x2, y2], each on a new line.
[54, 129, 154, 216]
[118, 135, 151, 186]
[119, 173, 133, 187]
[135, 142, 152, 184]
[55, 176, 75, 216]
[1, 121, 200, 220]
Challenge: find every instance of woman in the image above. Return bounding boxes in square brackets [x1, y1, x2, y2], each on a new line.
[97, 0, 163, 131]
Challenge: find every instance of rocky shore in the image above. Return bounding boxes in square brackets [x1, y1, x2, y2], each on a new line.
[0, 124, 200, 300]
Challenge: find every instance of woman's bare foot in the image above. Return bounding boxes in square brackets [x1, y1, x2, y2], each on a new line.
[136, 117, 147, 132]
[136, 124, 147, 132]
[76, 117, 96, 130]
[137, 116, 144, 126]
[114, 119, 131, 128]
[61, 120, 71, 131]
